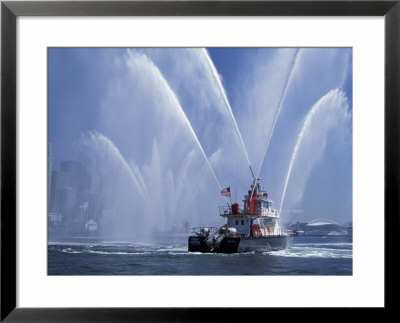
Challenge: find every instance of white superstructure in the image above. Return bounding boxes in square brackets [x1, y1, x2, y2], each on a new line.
[219, 181, 284, 239]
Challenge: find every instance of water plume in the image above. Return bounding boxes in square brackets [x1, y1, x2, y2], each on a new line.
[133, 50, 224, 193]
[80, 131, 147, 201]
[279, 89, 350, 214]
[77, 131, 152, 238]
[255, 49, 301, 180]
[104, 49, 229, 228]
[201, 48, 252, 173]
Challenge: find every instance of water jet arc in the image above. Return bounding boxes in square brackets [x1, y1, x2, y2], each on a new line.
[202, 48, 253, 179]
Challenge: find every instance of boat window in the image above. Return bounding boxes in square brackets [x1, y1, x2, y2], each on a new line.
[241, 220, 244, 225]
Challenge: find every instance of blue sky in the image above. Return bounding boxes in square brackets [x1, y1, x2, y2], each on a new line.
[49, 47, 352, 232]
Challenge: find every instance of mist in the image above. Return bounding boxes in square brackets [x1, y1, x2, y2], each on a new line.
[48, 47, 352, 239]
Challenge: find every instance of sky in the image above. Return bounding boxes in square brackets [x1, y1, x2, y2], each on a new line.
[48, 47, 352, 235]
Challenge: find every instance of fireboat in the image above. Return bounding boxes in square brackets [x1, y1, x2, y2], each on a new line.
[188, 175, 294, 253]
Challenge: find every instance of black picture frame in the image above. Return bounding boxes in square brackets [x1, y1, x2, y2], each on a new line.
[1, 1, 398, 321]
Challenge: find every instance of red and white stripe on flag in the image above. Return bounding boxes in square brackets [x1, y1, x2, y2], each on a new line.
[221, 187, 231, 197]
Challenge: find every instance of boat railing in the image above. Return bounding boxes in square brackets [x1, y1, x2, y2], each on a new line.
[219, 205, 246, 216]
[259, 229, 282, 237]
[191, 227, 217, 236]
[219, 206, 231, 215]
[219, 206, 279, 217]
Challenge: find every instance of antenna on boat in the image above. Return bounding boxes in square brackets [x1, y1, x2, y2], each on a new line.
[249, 165, 256, 181]
[249, 165, 262, 184]
[248, 165, 257, 198]
[249, 165, 263, 198]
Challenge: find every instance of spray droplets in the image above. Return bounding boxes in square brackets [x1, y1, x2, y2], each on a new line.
[279, 89, 350, 214]
[201, 49, 253, 173]
[55, 48, 352, 237]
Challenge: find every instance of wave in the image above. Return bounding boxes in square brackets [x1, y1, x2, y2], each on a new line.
[54, 245, 255, 257]
[268, 245, 352, 259]
[54, 244, 188, 256]
[51, 241, 352, 259]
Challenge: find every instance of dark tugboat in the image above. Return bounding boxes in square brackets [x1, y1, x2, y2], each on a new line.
[188, 225, 240, 253]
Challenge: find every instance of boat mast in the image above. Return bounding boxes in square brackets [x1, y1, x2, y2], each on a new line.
[249, 165, 256, 182]
[249, 165, 259, 198]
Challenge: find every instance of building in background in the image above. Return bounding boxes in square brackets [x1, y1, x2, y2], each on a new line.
[48, 142, 53, 207]
[48, 160, 100, 237]
[287, 219, 352, 236]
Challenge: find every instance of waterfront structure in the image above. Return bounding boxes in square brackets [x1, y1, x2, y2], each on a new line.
[48, 160, 101, 237]
[48, 142, 53, 207]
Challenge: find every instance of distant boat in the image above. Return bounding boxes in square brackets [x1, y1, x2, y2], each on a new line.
[327, 231, 347, 236]
[85, 219, 98, 232]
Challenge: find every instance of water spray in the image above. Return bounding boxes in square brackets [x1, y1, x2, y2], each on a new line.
[279, 89, 347, 214]
[85, 131, 148, 201]
[141, 52, 227, 200]
[249, 165, 256, 180]
[202, 48, 253, 175]
[255, 49, 301, 182]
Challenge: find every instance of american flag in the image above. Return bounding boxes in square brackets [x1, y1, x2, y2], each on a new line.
[220, 187, 231, 197]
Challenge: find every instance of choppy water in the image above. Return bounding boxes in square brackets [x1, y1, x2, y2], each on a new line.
[48, 235, 352, 275]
